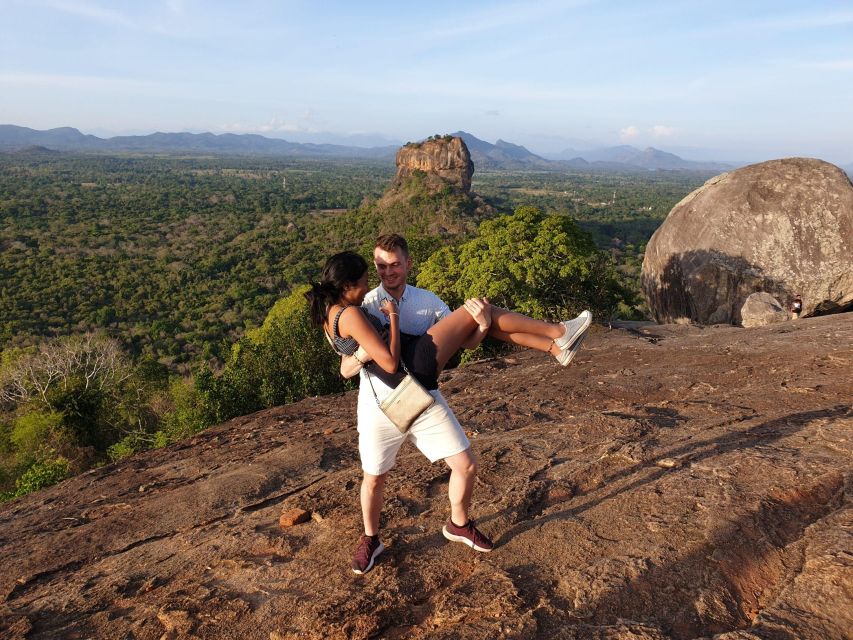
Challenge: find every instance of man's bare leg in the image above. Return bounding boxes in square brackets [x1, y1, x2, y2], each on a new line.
[444, 448, 477, 525]
[360, 472, 387, 536]
[442, 448, 494, 552]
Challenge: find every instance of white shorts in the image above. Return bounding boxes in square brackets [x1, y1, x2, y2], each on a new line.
[357, 388, 470, 476]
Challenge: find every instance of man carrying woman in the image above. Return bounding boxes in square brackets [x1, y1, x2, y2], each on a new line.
[306, 234, 591, 574]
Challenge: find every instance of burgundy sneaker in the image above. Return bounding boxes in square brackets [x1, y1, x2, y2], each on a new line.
[442, 519, 494, 552]
[351, 535, 384, 574]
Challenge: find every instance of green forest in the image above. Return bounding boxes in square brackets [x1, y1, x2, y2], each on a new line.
[0, 150, 711, 499]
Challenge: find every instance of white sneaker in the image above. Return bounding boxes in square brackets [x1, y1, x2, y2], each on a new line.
[554, 310, 592, 350]
[554, 330, 588, 366]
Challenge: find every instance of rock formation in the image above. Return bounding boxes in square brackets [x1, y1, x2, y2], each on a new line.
[642, 158, 853, 325]
[394, 135, 474, 193]
[1, 314, 851, 639]
[373, 135, 490, 236]
[740, 292, 787, 328]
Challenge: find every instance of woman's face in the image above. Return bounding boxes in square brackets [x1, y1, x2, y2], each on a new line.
[342, 271, 369, 305]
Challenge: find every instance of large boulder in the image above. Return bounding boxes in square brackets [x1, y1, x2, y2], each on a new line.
[394, 135, 474, 192]
[642, 158, 853, 324]
[740, 292, 788, 328]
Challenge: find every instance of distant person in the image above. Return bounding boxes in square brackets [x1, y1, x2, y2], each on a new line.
[305, 235, 591, 575]
[791, 295, 803, 319]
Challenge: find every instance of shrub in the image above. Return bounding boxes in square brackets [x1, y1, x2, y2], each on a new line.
[13, 456, 70, 497]
[10, 410, 64, 461]
[199, 285, 350, 423]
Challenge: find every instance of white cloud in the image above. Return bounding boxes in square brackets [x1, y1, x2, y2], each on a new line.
[742, 9, 853, 32]
[798, 59, 853, 71]
[619, 125, 640, 141]
[0, 71, 160, 92]
[426, 0, 595, 39]
[691, 9, 853, 39]
[33, 0, 134, 28]
[652, 125, 675, 137]
[218, 116, 318, 134]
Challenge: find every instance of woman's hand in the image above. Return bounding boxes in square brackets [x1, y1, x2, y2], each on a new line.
[379, 297, 399, 319]
[464, 297, 491, 331]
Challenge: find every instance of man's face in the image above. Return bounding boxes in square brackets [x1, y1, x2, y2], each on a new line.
[373, 246, 412, 294]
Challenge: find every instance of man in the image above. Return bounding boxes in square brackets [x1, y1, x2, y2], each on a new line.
[790, 295, 803, 319]
[341, 233, 494, 575]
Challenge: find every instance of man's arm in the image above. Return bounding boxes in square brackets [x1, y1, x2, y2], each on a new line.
[340, 354, 362, 379]
[339, 345, 372, 379]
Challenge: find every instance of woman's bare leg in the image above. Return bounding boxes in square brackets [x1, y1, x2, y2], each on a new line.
[428, 303, 580, 371]
[489, 307, 563, 340]
[489, 328, 561, 355]
[426, 307, 481, 370]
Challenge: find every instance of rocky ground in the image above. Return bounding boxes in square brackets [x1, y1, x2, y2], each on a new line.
[1, 314, 850, 640]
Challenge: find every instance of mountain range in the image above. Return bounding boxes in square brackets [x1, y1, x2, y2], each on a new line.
[450, 131, 734, 172]
[0, 125, 396, 160]
[5, 124, 845, 174]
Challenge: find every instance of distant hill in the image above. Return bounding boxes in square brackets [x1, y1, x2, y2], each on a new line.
[0, 125, 397, 160]
[547, 144, 732, 172]
[453, 133, 732, 172]
[450, 131, 553, 169]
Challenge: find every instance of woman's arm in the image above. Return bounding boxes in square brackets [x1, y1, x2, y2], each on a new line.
[339, 305, 400, 374]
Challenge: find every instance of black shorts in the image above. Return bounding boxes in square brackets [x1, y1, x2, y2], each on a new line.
[364, 332, 439, 390]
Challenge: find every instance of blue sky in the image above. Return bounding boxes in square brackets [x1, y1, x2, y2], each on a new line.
[1, 0, 852, 162]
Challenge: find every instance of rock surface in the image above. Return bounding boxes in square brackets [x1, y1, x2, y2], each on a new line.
[740, 292, 787, 328]
[1, 315, 851, 639]
[642, 158, 853, 324]
[395, 136, 474, 193]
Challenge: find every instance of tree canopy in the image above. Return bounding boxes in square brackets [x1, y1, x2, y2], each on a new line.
[417, 206, 626, 320]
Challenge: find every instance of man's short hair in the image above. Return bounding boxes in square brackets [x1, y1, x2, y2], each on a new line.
[375, 233, 409, 257]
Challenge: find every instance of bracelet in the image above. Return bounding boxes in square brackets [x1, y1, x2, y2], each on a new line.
[389, 313, 399, 317]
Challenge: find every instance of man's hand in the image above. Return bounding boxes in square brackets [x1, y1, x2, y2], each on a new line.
[340, 346, 374, 378]
[463, 297, 491, 331]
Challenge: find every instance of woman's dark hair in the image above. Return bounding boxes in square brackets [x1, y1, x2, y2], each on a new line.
[305, 251, 369, 326]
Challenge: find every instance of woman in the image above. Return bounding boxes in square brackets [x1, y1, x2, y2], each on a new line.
[306, 251, 591, 571]
[306, 252, 592, 392]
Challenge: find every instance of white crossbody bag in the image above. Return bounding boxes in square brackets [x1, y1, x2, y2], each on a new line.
[364, 359, 435, 433]
[324, 327, 434, 433]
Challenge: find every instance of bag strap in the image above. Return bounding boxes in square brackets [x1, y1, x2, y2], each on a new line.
[363, 351, 413, 408]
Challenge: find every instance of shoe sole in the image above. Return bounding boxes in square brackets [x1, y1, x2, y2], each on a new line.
[352, 542, 384, 574]
[442, 526, 493, 553]
[555, 311, 592, 350]
[558, 330, 588, 366]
